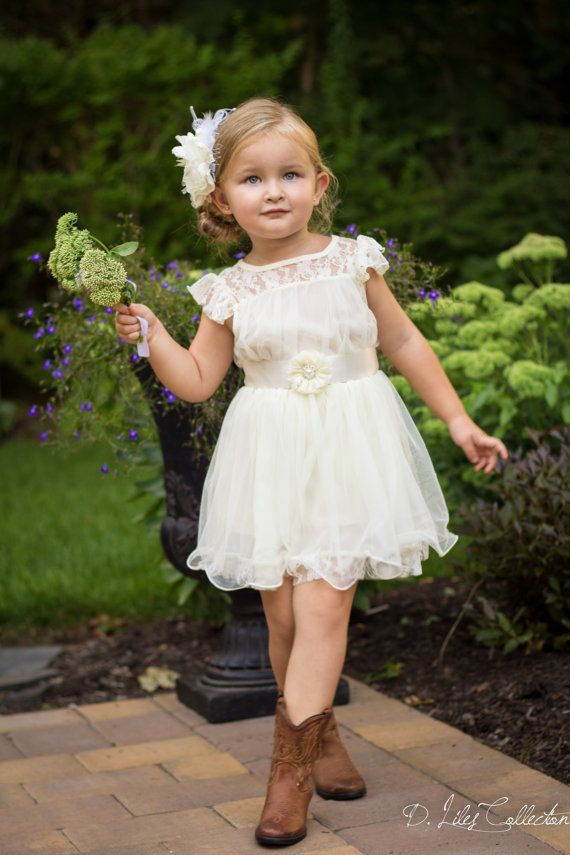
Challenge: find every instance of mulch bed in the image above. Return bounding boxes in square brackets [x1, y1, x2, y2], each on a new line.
[1, 576, 568, 785]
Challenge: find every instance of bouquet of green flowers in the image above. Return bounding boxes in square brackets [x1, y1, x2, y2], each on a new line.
[47, 212, 149, 354]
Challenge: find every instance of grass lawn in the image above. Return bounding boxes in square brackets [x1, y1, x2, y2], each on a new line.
[0, 437, 179, 636]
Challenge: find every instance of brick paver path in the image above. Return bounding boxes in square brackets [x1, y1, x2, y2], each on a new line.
[0, 675, 568, 854]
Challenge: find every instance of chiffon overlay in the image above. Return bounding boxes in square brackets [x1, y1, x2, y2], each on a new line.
[186, 234, 458, 591]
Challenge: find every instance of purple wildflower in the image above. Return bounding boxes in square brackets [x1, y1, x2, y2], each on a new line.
[25, 307, 35, 318]
[52, 369, 64, 379]
[63, 343, 73, 354]
[345, 224, 357, 235]
[418, 288, 427, 298]
[161, 280, 170, 289]
[28, 252, 43, 262]
[43, 359, 52, 370]
[45, 401, 54, 413]
[104, 307, 114, 315]
[176, 272, 183, 279]
[39, 431, 50, 442]
[166, 393, 176, 403]
[386, 238, 395, 249]
[130, 353, 140, 363]
[28, 404, 38, 417]
[100, 463, 110, 474]
[86, 314, 96, 324]
[46, 324, 56, 334]
[166, 260, 179, 269]
[61, 357, 70, 367]
[428, 290, 441, 303]
[72, 297, 85, 312]
[79, 401, 93, 412]
[128, 429, 139, 440]
[33, 328, 45, 338]
[195, 424, 204, 435]
[192, 313, 199, 323]
[233, 251, 246, 259]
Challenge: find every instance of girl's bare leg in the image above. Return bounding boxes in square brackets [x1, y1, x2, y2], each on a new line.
[259, 573, 295, 692]
[284, 576, 358, 725]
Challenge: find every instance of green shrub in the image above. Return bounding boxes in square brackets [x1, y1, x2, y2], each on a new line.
[455, 426, 570, 653]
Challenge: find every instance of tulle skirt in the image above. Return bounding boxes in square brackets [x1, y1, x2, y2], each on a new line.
[186, 370, 459, 590]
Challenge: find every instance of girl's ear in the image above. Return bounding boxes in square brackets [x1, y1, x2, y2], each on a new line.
[313, 171, 330, 205]
[210, 187, 232, 216]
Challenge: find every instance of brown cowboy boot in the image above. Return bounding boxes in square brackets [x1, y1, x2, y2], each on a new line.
[277, 692, 366, 800]
[255, 698, 331, 847]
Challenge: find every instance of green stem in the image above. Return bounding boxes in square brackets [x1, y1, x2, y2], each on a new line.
[90, 234, 111, 253]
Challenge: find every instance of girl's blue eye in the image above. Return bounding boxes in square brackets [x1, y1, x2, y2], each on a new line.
[245, 172, 299, 184]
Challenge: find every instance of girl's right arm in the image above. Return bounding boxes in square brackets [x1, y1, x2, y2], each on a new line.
[114, 302, 234, 403]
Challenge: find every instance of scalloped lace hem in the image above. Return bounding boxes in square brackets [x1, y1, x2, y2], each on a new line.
[186, 534, 459, 591]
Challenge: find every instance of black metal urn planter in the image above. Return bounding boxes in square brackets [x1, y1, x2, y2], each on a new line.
[133, 358, 349, 723]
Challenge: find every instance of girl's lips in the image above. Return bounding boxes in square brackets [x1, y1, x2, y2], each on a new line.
[264, 210, 289, 214]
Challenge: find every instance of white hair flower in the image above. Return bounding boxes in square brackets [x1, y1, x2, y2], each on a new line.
[172, 105, 235, 209]
[285, 350, 333, 395]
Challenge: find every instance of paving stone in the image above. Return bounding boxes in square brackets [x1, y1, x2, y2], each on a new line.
[193, 713, 276, 762]
[112, 770, 265, 815]
[159, 822, 348, 854]
[164, 750, 249, 780]
[396, 736, 524, 784]
[75, 734, 218, 773]
[61, 805, 226, 850]
[0, 781, 37, 809]
[87, 710, 192, 745]
[24, 764, 172, 803]
[0, 752, 88, 784]
[76, 698, 159, 721]
[212, 794, 271, 828]
[0, 732, 24, 760]
[0, 707, 82, 733]
[309, 765, 479, 831]
[77, 847, 168, 855]
[151, 692, 207, 728]
[0, 792, 131, 841]
[0, 645, 63, 689]
[355, 716, 466, 752]
[77, 847, 169, 855]
[340, 817, 563, 854]
[0, 827, 77, 853]
[10, 721, 112, 756]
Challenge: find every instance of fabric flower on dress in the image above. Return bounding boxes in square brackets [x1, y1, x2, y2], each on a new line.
[172, 106, 235, 209]
[285, 350, 333, 395]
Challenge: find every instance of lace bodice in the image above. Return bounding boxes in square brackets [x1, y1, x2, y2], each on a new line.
[188, 234, 390, 370]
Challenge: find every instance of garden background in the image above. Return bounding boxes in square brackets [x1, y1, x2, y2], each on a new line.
[1, 0, 569, 661]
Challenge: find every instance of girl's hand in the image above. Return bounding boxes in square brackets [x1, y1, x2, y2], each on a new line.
[113, 302, 161, 347]
[447, 413, 509, 473]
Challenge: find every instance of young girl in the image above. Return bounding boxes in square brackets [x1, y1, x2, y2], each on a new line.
[114, 96, 508, 848]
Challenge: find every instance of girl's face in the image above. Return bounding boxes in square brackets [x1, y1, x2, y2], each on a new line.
[210, 131, 329, 244]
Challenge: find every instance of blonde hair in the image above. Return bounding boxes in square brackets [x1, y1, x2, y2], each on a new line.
[196, 96, 340, 249]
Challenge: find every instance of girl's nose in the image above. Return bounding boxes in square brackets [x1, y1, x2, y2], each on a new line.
[265, 181, 284, 200]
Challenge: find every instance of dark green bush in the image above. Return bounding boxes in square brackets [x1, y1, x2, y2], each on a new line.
[455, 425, 570, 653]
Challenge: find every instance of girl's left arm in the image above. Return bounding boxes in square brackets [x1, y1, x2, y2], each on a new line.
[366, 271, 509, 473]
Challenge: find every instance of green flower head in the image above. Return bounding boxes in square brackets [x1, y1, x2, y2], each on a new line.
[79, 248, 127, 306]
[47, 212, 93, 291]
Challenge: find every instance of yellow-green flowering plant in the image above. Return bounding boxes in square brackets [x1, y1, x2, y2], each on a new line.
[48, 211, 139, 308]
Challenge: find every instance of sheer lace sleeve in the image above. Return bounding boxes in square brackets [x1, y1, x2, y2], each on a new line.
[354, 235, 390, 285]
[187, 272, 236, 324]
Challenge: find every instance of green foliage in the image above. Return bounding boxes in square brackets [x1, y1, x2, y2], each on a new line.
[456, 426, 570, 653]
[497, 232, 567, 286]
[391, 244, 570, 507]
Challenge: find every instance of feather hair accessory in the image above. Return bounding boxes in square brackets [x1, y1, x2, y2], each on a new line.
[172, 105, 235, 209]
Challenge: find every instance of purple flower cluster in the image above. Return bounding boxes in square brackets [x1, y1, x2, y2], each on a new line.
[162, 386, 177, 404]
[79, 401, 93, 412]
[418, 288, 442, 304]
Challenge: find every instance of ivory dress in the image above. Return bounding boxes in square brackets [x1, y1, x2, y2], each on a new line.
[186, 233, 458, 591]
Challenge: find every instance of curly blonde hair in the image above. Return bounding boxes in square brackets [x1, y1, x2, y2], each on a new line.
[195, 95, 340, 250]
